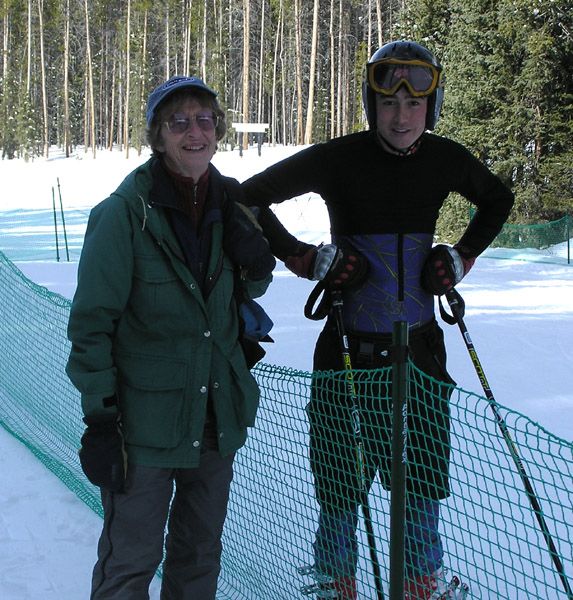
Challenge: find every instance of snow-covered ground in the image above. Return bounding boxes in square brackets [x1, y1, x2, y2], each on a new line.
[0, 145, 572, 599]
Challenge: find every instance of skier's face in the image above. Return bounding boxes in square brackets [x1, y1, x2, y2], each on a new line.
[156, 98, 217, 180]
[375, 87, 427, 152]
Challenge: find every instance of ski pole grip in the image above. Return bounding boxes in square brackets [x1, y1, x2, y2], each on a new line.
[445, 288, 466, 321]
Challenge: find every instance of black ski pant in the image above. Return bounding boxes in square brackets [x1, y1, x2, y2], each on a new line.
[90, 436, 234, 600]
[308, 317, 454, 577]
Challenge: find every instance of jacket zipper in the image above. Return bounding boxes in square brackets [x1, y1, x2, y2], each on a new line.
[397, 232, 404, 302]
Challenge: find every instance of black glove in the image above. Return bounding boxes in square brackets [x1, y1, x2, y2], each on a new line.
[284, 242, 319, 278]
[223, 202, 276, 281]
[421, 244, 475, 295]
[79, 413, 126, 492]
[314, 243, 369, 288]
[285, 242, 368, 289]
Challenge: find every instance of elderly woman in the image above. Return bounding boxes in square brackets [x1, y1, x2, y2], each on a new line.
[66, 76, 275, 599]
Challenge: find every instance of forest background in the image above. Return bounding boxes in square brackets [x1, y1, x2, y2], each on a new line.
[0, 0, 572, 242]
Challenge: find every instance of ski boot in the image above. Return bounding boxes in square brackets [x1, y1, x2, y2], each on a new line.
[299, 565, 357, 599]
[404, 567, 469, 599]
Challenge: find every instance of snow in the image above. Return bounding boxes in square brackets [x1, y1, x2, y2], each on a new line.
[0, 145, 572, 599]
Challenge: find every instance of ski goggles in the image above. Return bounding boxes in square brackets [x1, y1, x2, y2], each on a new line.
[164, 112, 219, 134]
[367, 59, 442, 97]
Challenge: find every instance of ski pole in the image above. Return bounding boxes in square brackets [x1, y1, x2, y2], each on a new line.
[52, 186, 60, 262]
[57, 177, 70, 261]
[331, 289, 385, 600]
[445, 288, 573, 600]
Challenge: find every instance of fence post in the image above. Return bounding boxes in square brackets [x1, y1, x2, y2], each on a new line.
[389, 320, 409, 600]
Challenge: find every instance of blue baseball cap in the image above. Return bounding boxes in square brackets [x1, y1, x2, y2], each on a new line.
[146, 75, 217, 126]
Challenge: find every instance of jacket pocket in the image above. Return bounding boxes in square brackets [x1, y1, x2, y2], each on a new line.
[131, 254, 188, 325]
[115, 352, 188, 449]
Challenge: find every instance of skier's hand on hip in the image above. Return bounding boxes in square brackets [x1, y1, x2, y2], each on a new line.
[313, 243, 368, 288]
[284, 242, 319, 278]
[285, 241, 368, 288]
[79, 410, 127, 492]
[421, 244, 475, 295]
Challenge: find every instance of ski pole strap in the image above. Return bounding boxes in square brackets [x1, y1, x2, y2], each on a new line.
[304, 281, 331, 320]
[440, 287, 465, 324]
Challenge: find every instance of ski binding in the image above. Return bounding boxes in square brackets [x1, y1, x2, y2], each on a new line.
[298, 564, 338, 598]
[300, 582, 338, 598]
[435, 575, 469, 599]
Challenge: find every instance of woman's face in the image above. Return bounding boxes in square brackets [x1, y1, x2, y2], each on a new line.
[375, 87, 428, 152]
[156, 98, 218, 180]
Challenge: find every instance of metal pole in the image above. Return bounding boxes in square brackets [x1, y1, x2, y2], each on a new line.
[445, 288, 573, 600]
[52, 187, 60, 262]
[389, 321, 409, 600]
[57, 178, 70, 261]
[331, 289, 385, 600]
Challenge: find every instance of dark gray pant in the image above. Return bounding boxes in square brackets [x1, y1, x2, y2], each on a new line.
[91, 447, 235, 599]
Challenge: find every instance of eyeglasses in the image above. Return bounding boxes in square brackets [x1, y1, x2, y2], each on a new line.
[164, 112, 219, 134]
[367, 59, 442, 97]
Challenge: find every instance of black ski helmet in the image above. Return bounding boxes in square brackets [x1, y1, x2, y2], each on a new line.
[362, 40, 444, 131]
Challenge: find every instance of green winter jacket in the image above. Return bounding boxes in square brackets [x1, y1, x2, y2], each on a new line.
[66, 158, 271, 468]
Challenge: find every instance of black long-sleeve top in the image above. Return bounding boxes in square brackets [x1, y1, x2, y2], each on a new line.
[242, 130, 514, 333]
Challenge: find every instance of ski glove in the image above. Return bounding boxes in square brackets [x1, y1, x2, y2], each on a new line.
[222, 202, 276, 281]
[79, 412, 127, 492]
[421, 244, 476, 295]
[284, 242, 319, 278]
[285, 242, 368, 289]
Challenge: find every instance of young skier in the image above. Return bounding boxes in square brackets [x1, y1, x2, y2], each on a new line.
[242, 40, 514, 599]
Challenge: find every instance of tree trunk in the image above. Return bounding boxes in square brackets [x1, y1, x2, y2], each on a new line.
[165, 6, 170, 80]
[293, 0, 303, 145]
[2, 6, 8, 103]
[256, 0, 265, 123]
[63, 0, 71, 157]
[37, 0, 49, 157]
[279, 1, 286, 144]
[271, 0, 282, 144]
[201, 0, 207, 80]
[84, 0, 96, 157]
[241, 0, 250, 149]
[138, 9, 148, 155]
[108, 57, 116, 152]
[124, 0, 131, 158]
[376, 0, 383, 48]
[26, 0, 31, 94]
[329, 0, 335, 139]
[304, 0, 319, 144]
[336, 0, 342, 137]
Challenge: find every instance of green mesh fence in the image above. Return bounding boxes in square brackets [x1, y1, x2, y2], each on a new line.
[470, 212, 572, 264]
[1, 248, 572, 599]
